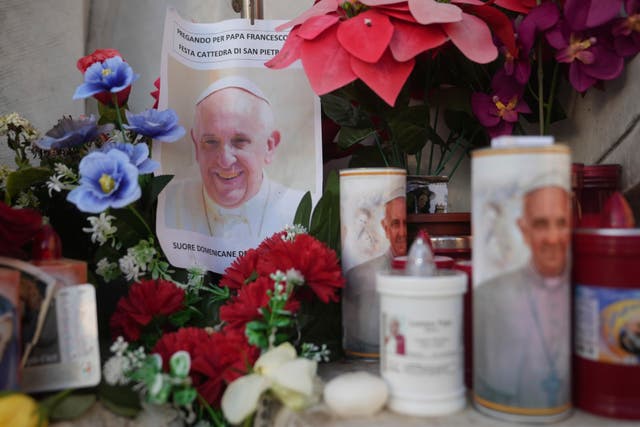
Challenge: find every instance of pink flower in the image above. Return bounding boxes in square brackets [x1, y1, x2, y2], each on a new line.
[267, 0, 508, 106]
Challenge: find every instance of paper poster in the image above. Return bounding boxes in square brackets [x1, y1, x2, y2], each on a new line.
[154, 9, 322, 273]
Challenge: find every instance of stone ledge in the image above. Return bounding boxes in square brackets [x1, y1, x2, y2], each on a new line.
[53, 358, 640, 427]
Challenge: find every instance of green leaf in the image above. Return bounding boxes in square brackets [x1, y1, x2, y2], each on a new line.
[389, 122, 427, 155]
[142, 174, 173, 210]
[48, 393, 96, 421]
[348, 145, 387, 168]
[173, 388, 197, 406]
[293, 191, 312, 229]
[169, 309, 193, 327]
[246, 320, 268, 331]
[5, 167, 51, 200]
[337, 126, 376, 150]
[97, 383, 141, 419]
[97, 102, 129, 125]
[321, 94, 370, 128]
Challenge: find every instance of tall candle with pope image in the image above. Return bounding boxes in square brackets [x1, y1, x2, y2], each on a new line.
[472, 143, 572, 423]
[340, 168, 406, 358]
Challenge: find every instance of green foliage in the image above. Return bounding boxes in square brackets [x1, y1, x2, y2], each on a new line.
[5, 167, 50, 201]
[294, 170, 340, 255]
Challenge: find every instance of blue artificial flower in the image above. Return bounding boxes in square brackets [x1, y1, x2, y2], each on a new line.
[101, 142, 159, 174]
[67, 149, 141, 213]
[124, 108, 186, 142]
[35, 115, 114, 150]
[73, 56, 139, 100]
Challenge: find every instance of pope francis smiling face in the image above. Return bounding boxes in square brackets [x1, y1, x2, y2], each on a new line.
[191, 85, 281, 209]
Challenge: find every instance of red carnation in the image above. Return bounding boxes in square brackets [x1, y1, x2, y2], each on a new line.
[109, 279, 185, 341]
[219, 248, 261, 289]
[0, 201, 43, 259]
[76, 48, 131, 107]
[191, 329, 259, 407]
[219, 276, 300, 330]
[257, 234, 345, 303]
[152, 327, 211, 372]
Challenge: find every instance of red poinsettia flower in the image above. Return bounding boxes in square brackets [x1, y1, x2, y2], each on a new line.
[256, 233, 345, 303]
[219, 248, 261, 289]
[267, 0, 510, 106]
[109, 279, 185, 341]
[152, 327, 211, 371]
[219, 276, 301, 330]
[0, 201, 43, 259]
[190, 329, 259, 406]
[77, 48, 131, 107]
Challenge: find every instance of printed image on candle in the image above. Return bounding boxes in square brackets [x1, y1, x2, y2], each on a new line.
[385, 316, 406, 356]
[472, 147, 572, 416]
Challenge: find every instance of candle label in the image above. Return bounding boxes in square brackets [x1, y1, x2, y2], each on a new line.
[381, 310, 463, 377]
[21, 284, 101, 392]
[575, 284, 640, 365]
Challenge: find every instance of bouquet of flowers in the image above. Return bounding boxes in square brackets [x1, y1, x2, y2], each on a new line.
[268, 0, 640, 178]
[0, 48, 345, 426]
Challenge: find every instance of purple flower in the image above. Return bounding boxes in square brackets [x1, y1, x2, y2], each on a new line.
[123, 109, 185, 142]
[547, 20, 624, 92]
[101, 142, 159, 174]
[35, 115, 113, 150]
[73, 56, 139, 100]
[501, 2, 560, 85]
[563, 0, 623, 32]
[518, 2, 561, 55]
[471, 71, 531, 138]
[67, 149, 141, 213]
[613, 0, 640, 57]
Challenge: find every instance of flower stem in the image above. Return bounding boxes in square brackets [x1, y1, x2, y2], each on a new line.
[128, 205, 154, 237]
[373, 132, 390, 167]
[111, 94, 126, 136]
[537, 41, 545, 135]
[197, 393, 225, 427]
[544, 62, 560, 134]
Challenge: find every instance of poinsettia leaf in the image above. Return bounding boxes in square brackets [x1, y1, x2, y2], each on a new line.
[321, 94, 370, 127]
[5, 167, 51, 200]
[47, 393, 96, 421]
[430, 86, 473, 113]
[348, 145, 387, 167]
[337, 126, 377, 149]
[390, 122, 427, 154]
[293, 191, 312, 229]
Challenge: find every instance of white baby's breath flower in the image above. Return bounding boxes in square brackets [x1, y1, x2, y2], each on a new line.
[119, 253, 142, 282]
[14, 191, 39, 208]
[53, 162, 76, 178]
[46, 174, 65, 196]
[96, 257, 120, 282]
[0, 112, 39, 141]
[83, 212, 118, 245]
[281, 224, 308, 242]
[103, 354, 132, 386]
[285, 268, 305, 287]
[110, 336, 129, 356]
